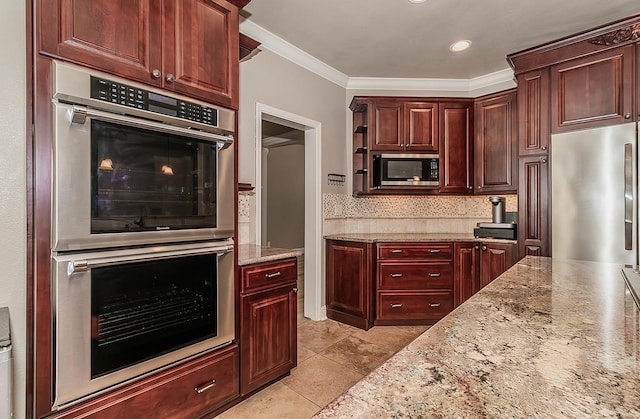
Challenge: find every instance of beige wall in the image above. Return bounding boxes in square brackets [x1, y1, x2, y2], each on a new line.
[0, 0, 27, 418]
[265, 143, 305, 249]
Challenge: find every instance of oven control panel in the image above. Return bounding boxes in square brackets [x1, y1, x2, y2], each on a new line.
[90, 76, 218, 127]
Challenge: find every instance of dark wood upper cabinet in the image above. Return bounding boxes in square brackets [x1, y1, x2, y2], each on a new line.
[518, 69, 550, 155]
[38, 0, 240, 108]
[474, 90, 517, 194]
[371, 101, 403, 151]
[439, 102, 474, 193]
[550, 45, 634, 132]
[404, 102, 439, 151]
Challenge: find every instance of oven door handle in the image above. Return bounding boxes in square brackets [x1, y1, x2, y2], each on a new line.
[69, 105, 233, 149]
[67, 244, 233, 275]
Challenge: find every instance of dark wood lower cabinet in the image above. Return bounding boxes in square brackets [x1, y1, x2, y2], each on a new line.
[454, 241, 516, 306]
[49, 345, 240, 419]
[240, 258, 297, 395]
[326, 240, 374, 330]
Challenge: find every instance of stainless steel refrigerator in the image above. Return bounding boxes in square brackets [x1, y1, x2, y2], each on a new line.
[552, 122, 638, 264]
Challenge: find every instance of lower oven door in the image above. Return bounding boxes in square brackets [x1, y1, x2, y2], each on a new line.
[51, 240, 235, 409]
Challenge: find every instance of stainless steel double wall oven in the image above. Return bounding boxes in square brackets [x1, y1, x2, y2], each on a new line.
[50, 62, 236, 408]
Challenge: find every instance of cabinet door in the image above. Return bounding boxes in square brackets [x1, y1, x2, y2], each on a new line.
[551, 45, 634, 132]
[518, 70, 550, 155]
[371, 102, 403, 151]
[518, 155, 549, 259]
[38, 0, 163, 86]
[404, 102, 438, 151]
[163, 0, 239, 108]
[480, 243, 514, 288]
[453, 242, 480, 307]
[326, 240, 374, 330]
[439, 103, 474, 193]
[241, 284, 297, 395]
[474, 91, 517, 194]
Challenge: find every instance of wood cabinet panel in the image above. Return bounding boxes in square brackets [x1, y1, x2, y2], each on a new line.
[38, 0, 240, 108]
[326, 240, 374, 330]
[518, 156, 549, 258]
[163, 0, 238, 107]
[474, 90, 517, 194]
[371, 102, 403, 151]
[240, 284, 297, 394]
[404, 102, 438, 151]
[518, 70, 550, 155]
[551, 45, 634, 132]
[378, 262, 453, 290]
[439, 102, 474, 193]
[378, 243, 452, 260]
[38, 0, 162, 85]
[377, 291, 453, 321]
[453, 242, 480, 307]
[50, 345, 239, 419]
[242, 258, 297, 292]
[480, 243, 514, 288]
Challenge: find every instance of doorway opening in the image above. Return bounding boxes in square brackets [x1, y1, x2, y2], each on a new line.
[255, 103, 324, 321]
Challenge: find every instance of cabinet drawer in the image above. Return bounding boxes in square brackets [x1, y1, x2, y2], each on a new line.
[242, 258, 297, 292]
[57, 345, 240, 419]
[377, 292, 453, 321]
[378, 243, 452, 260]
[378, 262, 452, 290]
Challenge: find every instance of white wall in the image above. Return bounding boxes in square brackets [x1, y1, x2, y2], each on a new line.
[0, 0, 27, 418]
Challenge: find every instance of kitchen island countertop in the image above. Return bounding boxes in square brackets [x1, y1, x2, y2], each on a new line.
[315, 256, 640, 417]
[237, 244, 302, 266]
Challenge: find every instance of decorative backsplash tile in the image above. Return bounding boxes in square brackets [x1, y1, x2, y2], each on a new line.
[238, 192, 251, 222]
[323, 193, 517, 219]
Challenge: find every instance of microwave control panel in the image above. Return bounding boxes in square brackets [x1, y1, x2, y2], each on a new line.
[90, 76, 218, 127]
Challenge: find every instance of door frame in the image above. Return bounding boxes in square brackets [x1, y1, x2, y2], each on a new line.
[254, 102, 325, 321]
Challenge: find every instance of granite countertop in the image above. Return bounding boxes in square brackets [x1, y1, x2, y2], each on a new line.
[315, 256, 640, 417]
[237, 244, 302, 266]
[324, 232, 516, 244]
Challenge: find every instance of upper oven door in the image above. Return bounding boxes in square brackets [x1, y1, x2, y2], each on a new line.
[52, 101, 234, 251]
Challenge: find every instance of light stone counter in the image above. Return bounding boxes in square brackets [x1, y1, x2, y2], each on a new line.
[237, 244, 302, 266]
[315, 256, 640, 417]
[324, 232, 516, 244]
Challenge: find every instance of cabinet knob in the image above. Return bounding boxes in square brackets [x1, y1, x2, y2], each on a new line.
[482, 245, 487, 251]
[541, 146, 547, 151]
[166, 73, 175, 83]
[475, 245, 479, 250]
[151, 69, 161, 79]
[624, 113, 631, 119]
[293, 287, 299, 294]
[541, 158, 547, 164]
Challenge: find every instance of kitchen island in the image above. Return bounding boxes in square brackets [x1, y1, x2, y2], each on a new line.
[315, 256, 640, 417]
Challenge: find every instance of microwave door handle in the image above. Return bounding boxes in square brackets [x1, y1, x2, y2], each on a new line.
[69, 105, 234, 149]
[624, 143, 634, 251]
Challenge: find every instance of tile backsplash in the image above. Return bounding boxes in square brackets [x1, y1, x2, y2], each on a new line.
[323, 193, 517, 235]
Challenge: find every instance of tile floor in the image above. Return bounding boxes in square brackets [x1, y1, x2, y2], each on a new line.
[218, 315, 430, 419]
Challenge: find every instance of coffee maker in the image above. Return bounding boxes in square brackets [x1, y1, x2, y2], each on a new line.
[473, 196, 517, 240]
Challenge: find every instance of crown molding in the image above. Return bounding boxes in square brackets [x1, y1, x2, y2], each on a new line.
[241, 19, 516, 95]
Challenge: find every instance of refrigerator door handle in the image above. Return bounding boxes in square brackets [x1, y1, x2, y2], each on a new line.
[624, 143, 633, 250]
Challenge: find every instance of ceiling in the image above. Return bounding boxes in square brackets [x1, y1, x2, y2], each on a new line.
[241, 0, 640, 80]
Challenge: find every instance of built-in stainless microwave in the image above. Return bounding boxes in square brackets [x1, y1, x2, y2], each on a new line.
[373, 153, 440, 187]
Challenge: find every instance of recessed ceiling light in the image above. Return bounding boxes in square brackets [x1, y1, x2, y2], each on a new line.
[450, 40, 472, 52]
[408, 0, 427, 3]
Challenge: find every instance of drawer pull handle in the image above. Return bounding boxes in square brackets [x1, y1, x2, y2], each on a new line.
[390, 303, 403, 308]
[428, 273, 441, 277]
[390, 273, 403, 278]
[428, 303, 441, 308]
[195, 379, 217, 394]
[428, 250, 441, 253]
[390, 250, 403, 254]
[265, 271, 282, 278]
